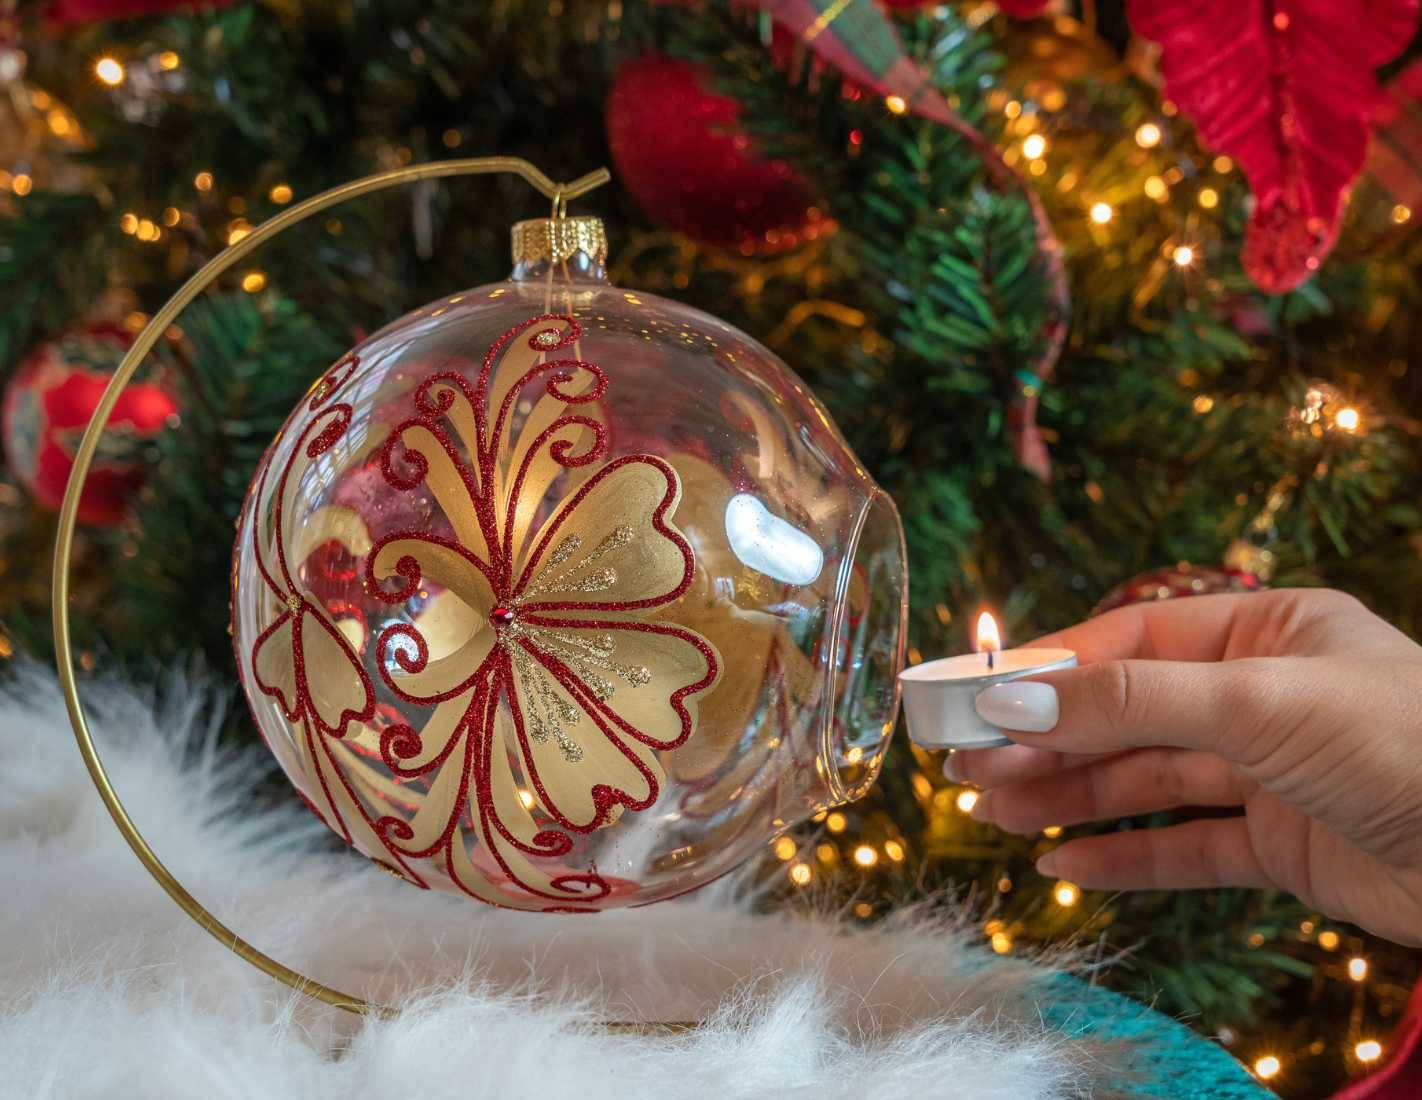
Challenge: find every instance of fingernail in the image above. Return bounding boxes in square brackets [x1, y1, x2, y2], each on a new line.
[975, 681, 1059, 733]
[1036, 852, 1060, 876]
[943, 753, 963, 782]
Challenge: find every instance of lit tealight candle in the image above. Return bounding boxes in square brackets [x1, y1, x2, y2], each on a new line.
[898, 611, 1076, 750]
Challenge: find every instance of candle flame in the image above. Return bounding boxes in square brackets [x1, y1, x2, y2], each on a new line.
[976, 611, 1002, 654]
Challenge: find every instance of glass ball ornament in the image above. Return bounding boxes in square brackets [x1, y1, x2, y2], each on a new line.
[232, 216, 908, 911]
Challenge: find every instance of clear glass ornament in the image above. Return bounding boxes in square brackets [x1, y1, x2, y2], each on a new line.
[232, 216, 907, 910]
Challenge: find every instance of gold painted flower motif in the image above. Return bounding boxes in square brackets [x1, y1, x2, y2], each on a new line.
[247, 313, 721, 910]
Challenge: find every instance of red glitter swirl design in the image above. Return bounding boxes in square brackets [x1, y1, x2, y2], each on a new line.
[241, 316, 720, 911]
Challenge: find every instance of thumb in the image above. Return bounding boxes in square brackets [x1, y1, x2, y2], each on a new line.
[975, 657, 1308, 761]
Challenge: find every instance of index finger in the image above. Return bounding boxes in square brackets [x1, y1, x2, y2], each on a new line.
[1025, 592, 1253, 664]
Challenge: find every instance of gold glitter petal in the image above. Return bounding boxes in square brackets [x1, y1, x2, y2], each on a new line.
[508, 660, 661, 830]
[518, 461, 690, 609]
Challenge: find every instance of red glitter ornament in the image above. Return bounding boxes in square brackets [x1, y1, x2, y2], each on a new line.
[2, 323, 178, 526]
[490, 606, 515, 626]
[606, 54, 831, 255]
[1092, 563, 1262, 618]
[46, 0, 238, 23]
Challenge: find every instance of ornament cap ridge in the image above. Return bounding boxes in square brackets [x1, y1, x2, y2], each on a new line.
[511, 215, 608, 270]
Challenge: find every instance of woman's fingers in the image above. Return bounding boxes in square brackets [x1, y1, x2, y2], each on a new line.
[1037, 817, 1273, 891]
[1023, 591, 1253, 664]
[970, 748, 1254, 834]
[976, 655, 1309, 761]
[945, 743, 1118, 788]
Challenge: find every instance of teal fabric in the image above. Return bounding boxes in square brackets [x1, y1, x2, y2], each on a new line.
[1039, 973, 1272, 1098]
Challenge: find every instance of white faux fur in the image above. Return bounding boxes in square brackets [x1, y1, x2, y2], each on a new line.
[1, 670, 1128, 1098]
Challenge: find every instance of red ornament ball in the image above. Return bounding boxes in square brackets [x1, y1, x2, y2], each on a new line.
[46, 0, 238, 23]
[2, 323, 178, 526]
[606, 54, 831, 255]
[1092, 563, 1262, 617]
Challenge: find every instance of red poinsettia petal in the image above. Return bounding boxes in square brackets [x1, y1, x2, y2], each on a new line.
[1128, 0, 1418, 293]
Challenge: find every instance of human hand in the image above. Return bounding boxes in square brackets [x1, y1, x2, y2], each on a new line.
[948, 589, 1422, 946]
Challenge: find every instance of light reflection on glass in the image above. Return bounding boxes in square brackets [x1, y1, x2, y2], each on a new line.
[724, 493, 824, 585]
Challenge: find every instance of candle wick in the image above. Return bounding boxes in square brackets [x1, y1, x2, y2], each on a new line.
[987, 649, 995, 671]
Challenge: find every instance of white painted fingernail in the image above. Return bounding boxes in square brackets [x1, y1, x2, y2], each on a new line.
[975, 681, 1059, 733]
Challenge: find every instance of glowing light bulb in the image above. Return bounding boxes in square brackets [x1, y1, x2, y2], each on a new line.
[1335, 407, 1360, 432]
[789, 861, 813, 886]
[1254, 1055, 1281, 1080]
[1022, 133, 1047, 160]
[773, 836, 797, 861]
[853, 845, 879, 868]
[1135, 122, 1162, 148]
[194, 171, 214, 192]
[1393, 204, 1412, 225]
[1193, 395, 1215, 414]
[991, 932, 1013, 954]
[11, 174, 32, 196]
[883, 839, 906, 863]
[1318, 930, 1341, 951]
[1213, 155, 1234, 173]
[120, 213, 138, 234]
[1198, 187, 1219, 209]
[158, 50, 181, 71]
[1348, 957, 1368, 981]
[826, 812, 847, 834]
[956, 789, 980, 813]
[1042, 825, 1063, 839]
[1355, 1040, 1382, 1063]
[269, 183, 294, 204]
[1144, 175, 1168, 201]
[240, 271, 267, 293]
[94, 57, 125, 86]
[885, 95, 907, 115]
[1053, 881, 1080, 907]
[1172, 245, 1195, 267]
[517, 788, 535, 810]
[1090, 202, 1113, 225]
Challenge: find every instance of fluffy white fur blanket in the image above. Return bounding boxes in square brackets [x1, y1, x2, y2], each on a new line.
[0, 671, 1216, 1099]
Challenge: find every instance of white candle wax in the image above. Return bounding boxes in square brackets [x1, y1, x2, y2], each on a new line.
[899, 647, 1077, 750]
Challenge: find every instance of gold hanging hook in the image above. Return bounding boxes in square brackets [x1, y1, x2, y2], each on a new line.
[50, 155, 620, 1022]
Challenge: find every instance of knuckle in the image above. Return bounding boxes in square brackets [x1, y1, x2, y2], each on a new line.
[1148, 753, 1187, 806]
[1215, 659, 1298, 762]
[1088, 660, 1143, 730]
[1314, 587, 1364, 614]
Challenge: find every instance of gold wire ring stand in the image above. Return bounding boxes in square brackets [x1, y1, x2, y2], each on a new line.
[49, 157, 619, 1021]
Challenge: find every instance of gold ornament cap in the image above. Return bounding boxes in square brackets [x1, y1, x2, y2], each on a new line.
[511, 216, 608, 269]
